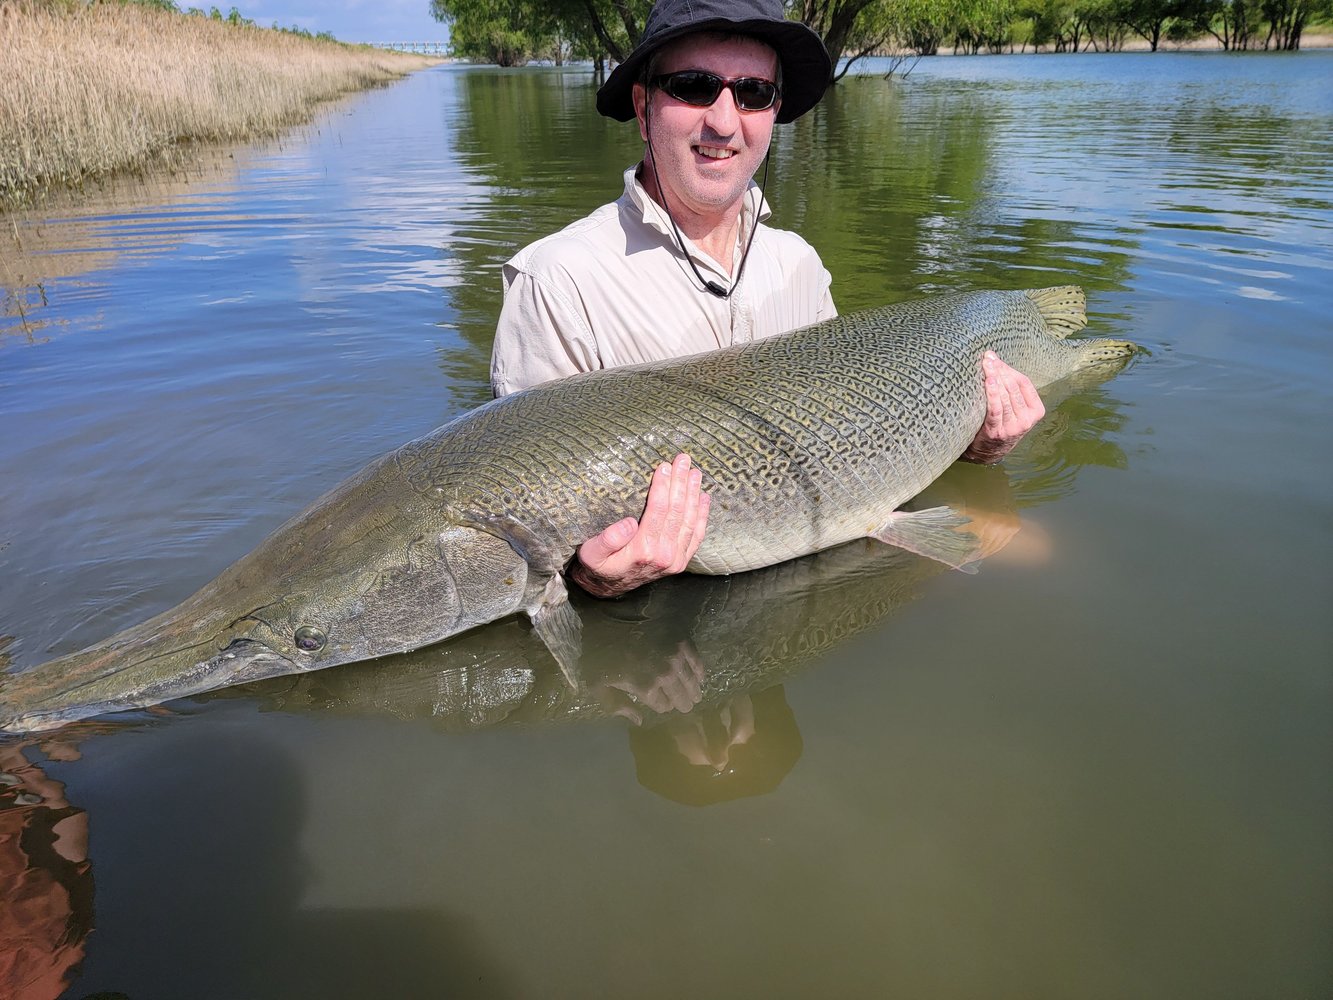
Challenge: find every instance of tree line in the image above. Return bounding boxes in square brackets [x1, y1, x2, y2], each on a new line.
[429, 0, 1330, 72]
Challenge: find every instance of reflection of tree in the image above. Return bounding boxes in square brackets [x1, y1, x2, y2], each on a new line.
[0, 146, 250, 342]
[768, 75, 1140, 310]
[769, 77, 999, 309]
[437, 66, 1146, 380]
[1159, 100, 1326, 205]
[440, 68, 640, 370]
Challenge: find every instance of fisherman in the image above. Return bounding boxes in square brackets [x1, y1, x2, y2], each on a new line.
[490, 0, 1045, 599]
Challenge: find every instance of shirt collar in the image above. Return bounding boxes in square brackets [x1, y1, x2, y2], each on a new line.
[621, 165, 771, 253]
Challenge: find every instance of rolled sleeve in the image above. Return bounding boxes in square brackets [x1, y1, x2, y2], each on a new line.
[818, 273, 837, 322]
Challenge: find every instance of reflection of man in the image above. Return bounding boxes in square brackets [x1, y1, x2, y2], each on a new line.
[491, 0, 1045, 599]
[628, 686, 804, 807]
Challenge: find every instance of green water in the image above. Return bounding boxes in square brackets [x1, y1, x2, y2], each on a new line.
[1, 53, 1330, 998]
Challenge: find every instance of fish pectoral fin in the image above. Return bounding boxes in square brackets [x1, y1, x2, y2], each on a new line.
[526, 574, 584, 688]
[869, 506, 982, 574]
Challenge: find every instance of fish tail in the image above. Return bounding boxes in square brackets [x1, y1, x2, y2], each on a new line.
[1023, 286, 1087, 339]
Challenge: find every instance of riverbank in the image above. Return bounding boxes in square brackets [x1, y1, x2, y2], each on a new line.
[888, 29, 1333, 56]
[0, 1, 438, 209]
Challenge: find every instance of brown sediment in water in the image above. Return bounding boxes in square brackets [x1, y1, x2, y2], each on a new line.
[0, 0, 439, 209]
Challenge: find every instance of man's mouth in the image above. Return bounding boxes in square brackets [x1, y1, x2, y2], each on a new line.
[695, 145, 736, 160]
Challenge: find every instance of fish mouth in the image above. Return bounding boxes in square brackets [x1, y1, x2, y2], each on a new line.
[0, 634, 298, 734]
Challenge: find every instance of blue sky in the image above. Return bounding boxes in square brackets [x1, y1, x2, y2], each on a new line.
[243, 0, 450, 44]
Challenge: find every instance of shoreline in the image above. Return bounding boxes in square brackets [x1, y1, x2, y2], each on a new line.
[0, 1, 439, 211]
[878, 30, 1333, 57]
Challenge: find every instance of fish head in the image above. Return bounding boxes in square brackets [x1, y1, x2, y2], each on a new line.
[1, 507, 532, 734]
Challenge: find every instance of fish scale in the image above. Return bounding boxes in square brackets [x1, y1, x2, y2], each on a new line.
[398, 287, 1127, 574]
[2, 286, 1137, 733]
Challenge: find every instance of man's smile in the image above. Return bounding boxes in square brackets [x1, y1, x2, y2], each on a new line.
[694, 144, 737, 160]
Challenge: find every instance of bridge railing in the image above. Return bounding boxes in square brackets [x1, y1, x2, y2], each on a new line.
[367, 41, 451, 54]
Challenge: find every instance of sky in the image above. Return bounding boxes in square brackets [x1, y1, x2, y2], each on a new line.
[243, 0, 450, 44]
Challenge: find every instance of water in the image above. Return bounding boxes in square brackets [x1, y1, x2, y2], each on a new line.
[2, 53, 1330, 998]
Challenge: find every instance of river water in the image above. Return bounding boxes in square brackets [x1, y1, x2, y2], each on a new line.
[1, 52, 1330, 998]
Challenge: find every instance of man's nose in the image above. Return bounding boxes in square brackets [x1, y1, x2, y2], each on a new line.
[703, 85, 740, 132]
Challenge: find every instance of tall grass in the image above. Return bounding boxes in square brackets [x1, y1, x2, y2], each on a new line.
[0, 0, 438, 206]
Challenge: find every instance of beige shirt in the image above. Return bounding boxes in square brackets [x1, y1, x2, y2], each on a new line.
[491, 166, 836, 396]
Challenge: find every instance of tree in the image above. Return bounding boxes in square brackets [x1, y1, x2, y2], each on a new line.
[430, 0, 558, 65]
[544, 0, 651, 63]
[794, 0, 888, 79]
[1259, 0, 1331, 47]
[953, 0, 1018, 52]
[1175, 0, 1260, 47]
[1116, 0, 1185, 48]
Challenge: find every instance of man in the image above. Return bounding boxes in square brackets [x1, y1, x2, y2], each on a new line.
[490, 0, 1044, 598]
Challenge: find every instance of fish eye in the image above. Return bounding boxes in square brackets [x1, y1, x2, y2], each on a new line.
[293, 626, 326, 653]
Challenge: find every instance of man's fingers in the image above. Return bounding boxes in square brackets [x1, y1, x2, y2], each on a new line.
[983, 354, 1005, 426]
[571, 453, 711, 597]
[667, 463, 704, 571]
[577, 516, 638, 569]
[681, 491, 711, 567]
[1018, 372, 1045, 417]
[637, 461, 676, 538]
[658, 454, 694, 560]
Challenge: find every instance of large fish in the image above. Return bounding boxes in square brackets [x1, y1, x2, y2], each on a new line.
[0, 286, 1135, 733]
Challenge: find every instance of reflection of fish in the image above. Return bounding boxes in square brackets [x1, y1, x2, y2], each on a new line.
[226, 537, 951, 732]
[2, 286, 1135, 733]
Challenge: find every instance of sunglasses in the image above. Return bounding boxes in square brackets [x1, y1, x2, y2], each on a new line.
[650, 71, 781, 113]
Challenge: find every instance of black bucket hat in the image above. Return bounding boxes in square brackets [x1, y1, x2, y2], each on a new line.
[596, 0, 832, 125]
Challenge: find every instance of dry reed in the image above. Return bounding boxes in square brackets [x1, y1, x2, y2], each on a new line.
[0, 0, 438, 207]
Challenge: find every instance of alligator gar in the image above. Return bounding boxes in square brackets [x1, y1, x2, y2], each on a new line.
[0, 286, 1135, 733]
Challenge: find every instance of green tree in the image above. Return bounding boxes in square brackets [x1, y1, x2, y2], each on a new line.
[883, 0, 963, 54]
[1016, 0, 1081, 48]
[1175, 0, 1260, 47]
[430, 0, 558, 64]
[1074, 0, 1129, 48]
[952, 0, 1018, 52]
[1116, 0, 1184, 48]
[1260, 0, 1330, 47]
[794, 0, 890, 78]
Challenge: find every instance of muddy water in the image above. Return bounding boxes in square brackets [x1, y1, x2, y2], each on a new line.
[1, 54, 1330, 998]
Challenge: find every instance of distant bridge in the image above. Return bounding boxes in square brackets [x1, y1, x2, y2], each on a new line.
[371, 41, 451, 55]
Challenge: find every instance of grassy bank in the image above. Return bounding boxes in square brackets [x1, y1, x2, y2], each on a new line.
[0, 1, 438, 207]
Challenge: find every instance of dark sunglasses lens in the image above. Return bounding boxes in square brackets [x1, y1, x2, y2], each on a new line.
[733, 79, 777, 111]
[667, 72, 724, 106]
[657, 72, 778, 111]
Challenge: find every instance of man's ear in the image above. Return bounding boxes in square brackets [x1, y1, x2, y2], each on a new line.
[632, 81, 649, 142]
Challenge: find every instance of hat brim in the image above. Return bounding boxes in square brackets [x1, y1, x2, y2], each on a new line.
[596, 19, 832, 125]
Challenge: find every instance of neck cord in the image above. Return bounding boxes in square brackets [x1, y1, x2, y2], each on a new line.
[644, 99, 771, 300]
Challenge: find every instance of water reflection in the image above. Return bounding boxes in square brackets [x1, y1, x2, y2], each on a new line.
[1, 167, 247, 342]
[0, 732, 94, 1000]
[0, 54, 1326, 995]
[629, 687, 804, 807]
[222, 437, 1071, 805]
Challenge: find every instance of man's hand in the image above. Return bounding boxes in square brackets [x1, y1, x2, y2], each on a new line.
[961, 352, 1046, 464]
[569, 453, 711, 598]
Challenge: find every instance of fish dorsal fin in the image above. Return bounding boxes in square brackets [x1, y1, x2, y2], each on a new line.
[1023, 286, 1087, 339]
